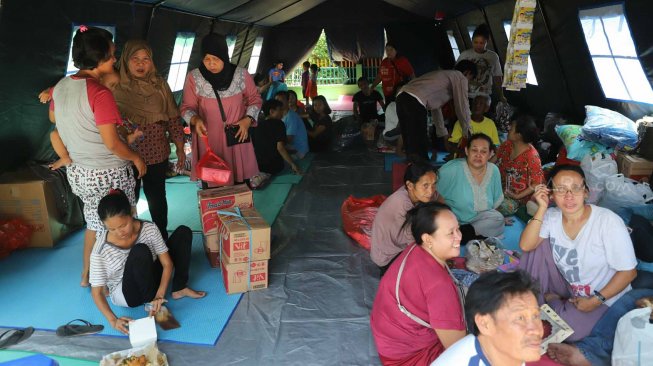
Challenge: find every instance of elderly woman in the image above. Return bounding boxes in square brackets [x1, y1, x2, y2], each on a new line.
[491, 114, 544, 216]
[370, 202, 466, 365]
[436, 133, 504, 240]
[181, 33, 262, 186]
[520, 164, 638, 341]
[113, 39, 183, 240]
[371, 161, 442, 275]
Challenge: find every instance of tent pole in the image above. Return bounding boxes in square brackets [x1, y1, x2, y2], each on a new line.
[236, 25, 252, 66]
[537, 0, 576, 114]
[145, 0, 166, 39]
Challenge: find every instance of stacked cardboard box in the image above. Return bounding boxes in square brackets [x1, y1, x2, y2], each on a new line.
[218, 207, 270, 294]
[198, 184, 253, 267]
[616, 151, 653, 182]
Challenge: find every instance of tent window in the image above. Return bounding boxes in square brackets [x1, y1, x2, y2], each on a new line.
[467, 25, 476, 41]
[167, 32, 195, 92]
[579, 4, 653, 104]
[66, 24, 116, 76]
[447, 30, 460, 59]
[247, 36, 264, 74]
[227, 35, 236, 61]
[503, 22, 538, 85]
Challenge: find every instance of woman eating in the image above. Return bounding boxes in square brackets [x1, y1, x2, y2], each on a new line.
[371, 161, 443, 275]
[181, 33, 262, 186]
[370, 202, 466, 365]
[437, 133, 504, 241]
[519, 164, 637, 341]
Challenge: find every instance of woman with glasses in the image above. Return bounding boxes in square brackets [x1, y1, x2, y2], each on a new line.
[519, 164, 637, 341]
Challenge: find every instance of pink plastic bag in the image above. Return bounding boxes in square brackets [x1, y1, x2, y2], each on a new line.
[196, 136, 232, 185]
[341, 195, 386, 250]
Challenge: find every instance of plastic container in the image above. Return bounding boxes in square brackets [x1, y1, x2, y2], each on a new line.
[196, 136, 231, 185]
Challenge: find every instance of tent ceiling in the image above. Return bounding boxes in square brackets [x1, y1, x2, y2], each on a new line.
[132, 0, 502, 26]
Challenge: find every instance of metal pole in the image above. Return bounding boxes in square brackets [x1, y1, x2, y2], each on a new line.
[236, 25, 252, 66]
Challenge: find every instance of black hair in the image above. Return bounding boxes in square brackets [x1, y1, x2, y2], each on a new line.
[262, 99, 282, 117]
[357, 77, 369, 85]
[253, 72, 267, 85]
[72, 26, 114, 70]
[97, 189, 131, 222]
[454, 59, 478, 79]
[402, 202, 452, 245]
[302, 61, 310, 68]
[403, 161, 435, 187]
[547, 164, 589, 190]
[385, 42, 397, 51]
[310, 64, 319, 72]
[311, 95, 332, 114]
[275, 90, 289, 101]
[513, 114, 539, 144]
[288, 89, 298, 100]
[465, 270, 540, 336]
[466, 133, 495, 152]
[472, 24, 491, 41]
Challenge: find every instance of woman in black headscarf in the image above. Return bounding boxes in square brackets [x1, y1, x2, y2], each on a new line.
[181, 33, 262, 185]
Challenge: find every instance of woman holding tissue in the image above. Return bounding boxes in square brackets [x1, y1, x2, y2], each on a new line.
[89, 189, 205, 335]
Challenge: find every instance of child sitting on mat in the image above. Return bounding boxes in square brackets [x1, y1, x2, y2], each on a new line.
[90, 189, 205, 335]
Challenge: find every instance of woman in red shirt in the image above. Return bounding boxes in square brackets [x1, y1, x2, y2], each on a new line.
[491, 114, 544, 216]
[372, 43, 415, 105]
[370, 202, 466, 365]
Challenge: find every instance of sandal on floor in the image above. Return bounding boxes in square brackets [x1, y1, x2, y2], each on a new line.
[0, 327, 34, 349]
[56, 319, 103, 337]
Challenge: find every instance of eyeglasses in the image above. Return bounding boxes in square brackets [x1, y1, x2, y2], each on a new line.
[551, 186, 585, 196]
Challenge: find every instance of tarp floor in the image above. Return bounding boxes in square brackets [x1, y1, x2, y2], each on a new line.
[2, 147, 389, 365]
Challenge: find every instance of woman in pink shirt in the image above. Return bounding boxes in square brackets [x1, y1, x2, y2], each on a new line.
[370, 202, 467, 365]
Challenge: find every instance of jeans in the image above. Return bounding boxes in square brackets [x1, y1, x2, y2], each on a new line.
[615, 205, 653, 224]
[576, 288, 653, 366]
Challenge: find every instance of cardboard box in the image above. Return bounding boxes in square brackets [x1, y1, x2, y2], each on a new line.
[618, 153, 653, 179]
[0, 172, 67, 247]
[198, 184, 253, 234]
[218, 208, 270, 264]
[221, 256, 268, 294]
[203, 233, 220, 268]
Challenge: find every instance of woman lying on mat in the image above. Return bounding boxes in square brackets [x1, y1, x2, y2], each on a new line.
[90, 189, 205, 335]
[370, 161, 443, 275]
[370, 202, 466, 365]
[436, 133, 504, 242]
[519, 164, 637, 341]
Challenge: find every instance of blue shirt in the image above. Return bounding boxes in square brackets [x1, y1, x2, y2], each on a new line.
[282, 110, 309, 156]
[269, 68, 285, 82]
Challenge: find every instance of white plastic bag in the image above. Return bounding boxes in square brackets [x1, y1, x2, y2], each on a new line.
[580, 153, 617, 203]
[599, 174, 653, 210]
[612, 307, 653, 366]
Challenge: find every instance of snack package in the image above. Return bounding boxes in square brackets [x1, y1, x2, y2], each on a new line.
[100, 342, 168, 366]
[144, 304, 181, 331]
[540, 304, 574, 355]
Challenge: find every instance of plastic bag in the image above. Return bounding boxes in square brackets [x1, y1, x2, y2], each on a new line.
[465, 237, 506, 274]
[612, 307, 653, 365]
[495, 101, 517, 133]
[599, 174, 653, 211]
[196, 136, 232, 185]
[582, 105, 638, 151]
[0, 218, 33, 259]
[333, 116, 362, 151]
[340, 195, 386, 250]
[580, 153, 618, 204]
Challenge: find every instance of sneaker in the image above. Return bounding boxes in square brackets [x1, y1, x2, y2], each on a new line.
[249, 173, 271, 190]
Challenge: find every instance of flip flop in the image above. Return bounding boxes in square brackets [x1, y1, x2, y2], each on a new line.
[56, 319, 104, 337]
[0, 327, 34, 349]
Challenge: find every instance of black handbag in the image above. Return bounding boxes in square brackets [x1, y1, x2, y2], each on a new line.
[637, 124, 653, 161]
[212, 88, 250, 147]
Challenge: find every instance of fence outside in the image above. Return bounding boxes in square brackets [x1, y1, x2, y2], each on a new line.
[286, 58, 382, 87]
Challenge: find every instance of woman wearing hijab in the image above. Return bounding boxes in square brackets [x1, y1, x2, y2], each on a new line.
[113, 39, 184, 240]
[181, 33, 262, 186]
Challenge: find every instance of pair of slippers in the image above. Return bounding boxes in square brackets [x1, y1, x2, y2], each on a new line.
[56, 319, 104, 337]
[0, 327, 34, 349]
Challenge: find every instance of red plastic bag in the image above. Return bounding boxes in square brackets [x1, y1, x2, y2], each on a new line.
[341, 195, 386, 250]
[0, 218, 33, 258]
[196, 135, 232, 185]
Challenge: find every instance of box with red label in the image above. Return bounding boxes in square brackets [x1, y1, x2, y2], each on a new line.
[221, 256, 268, 294]
[218, 208, 270, 264]
[203, 233, 220, 268]
[198, 184, 253, 234]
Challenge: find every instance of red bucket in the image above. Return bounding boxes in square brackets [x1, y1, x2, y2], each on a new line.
[196, 135, 232, 185]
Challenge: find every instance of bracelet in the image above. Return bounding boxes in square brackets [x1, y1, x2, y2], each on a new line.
[528, 218, 543, 224]
[594, 290, 607, 303]
[246, 115, 255, 124]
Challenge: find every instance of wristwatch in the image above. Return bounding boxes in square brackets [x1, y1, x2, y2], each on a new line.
[594, 290, 607, 303]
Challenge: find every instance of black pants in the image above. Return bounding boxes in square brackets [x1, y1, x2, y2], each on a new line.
[396, 93, 429, 161]
[135, 160, 168, 240]
[122, 225, 192, 307]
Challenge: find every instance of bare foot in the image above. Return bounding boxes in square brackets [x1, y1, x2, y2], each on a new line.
[547, 343, 591, 366]
[50, 157, 72, 170]
[544, 292, 561, 303]
[172, 287, 206, 300]
[80, 270, 90, 288]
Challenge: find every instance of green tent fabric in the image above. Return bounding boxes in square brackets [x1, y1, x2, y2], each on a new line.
[0, 350, 98, 366]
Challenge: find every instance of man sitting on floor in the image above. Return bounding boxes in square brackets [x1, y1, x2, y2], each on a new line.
[353, 77, 384, 123]
[432, 270, 543, 366]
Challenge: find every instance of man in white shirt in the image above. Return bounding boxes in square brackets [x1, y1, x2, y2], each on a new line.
[432, 271, 543, 366]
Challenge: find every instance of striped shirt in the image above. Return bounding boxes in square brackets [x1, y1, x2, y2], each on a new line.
[89, 221, 168, 302]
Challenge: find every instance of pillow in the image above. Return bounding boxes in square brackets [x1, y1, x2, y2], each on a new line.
[555, 124, 611, 161]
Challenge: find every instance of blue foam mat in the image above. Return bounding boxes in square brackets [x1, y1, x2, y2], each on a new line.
[384, 151, 447, 171]
[0, 231, 241, 346]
